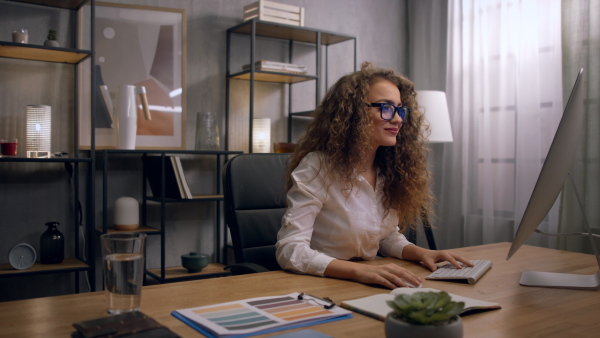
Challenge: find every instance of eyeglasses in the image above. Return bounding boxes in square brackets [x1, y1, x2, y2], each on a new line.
[369, 103, 410, 121]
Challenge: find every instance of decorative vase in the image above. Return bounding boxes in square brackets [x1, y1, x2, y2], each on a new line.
[113, 196, 139, 230]
[100, 85, 151, 149]
[40, 221, 64, 264]
[384, 313, 463, 338]
[195, 111, 220, 150]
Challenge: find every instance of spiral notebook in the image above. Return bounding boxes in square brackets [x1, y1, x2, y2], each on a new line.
[172, 292, 352, 338]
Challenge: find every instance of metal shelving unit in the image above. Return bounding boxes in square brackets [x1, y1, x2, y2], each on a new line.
[225, 19, 357, 151]
[0, 0, 96, 292]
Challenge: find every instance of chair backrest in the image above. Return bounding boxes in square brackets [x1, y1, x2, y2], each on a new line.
[222, 153, 290, 271]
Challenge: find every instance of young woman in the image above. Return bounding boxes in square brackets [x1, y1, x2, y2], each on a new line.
[275, 62, 472, 289]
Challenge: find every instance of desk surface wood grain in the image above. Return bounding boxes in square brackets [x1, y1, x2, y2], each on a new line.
[0, 242, 598, 338]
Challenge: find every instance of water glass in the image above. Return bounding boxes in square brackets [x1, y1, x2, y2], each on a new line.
[100, 233, 146, 315]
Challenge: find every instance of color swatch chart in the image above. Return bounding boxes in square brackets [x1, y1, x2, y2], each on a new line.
[172, 292, 352, 337]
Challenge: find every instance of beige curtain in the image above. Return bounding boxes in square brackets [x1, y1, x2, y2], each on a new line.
[559, 0, 600, 254]
[445, 0, 564, 248]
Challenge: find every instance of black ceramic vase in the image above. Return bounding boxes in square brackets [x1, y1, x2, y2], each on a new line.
[40, 221, 64, 264]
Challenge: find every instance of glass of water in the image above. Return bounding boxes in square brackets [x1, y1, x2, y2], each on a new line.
[100, 233, 146, 315]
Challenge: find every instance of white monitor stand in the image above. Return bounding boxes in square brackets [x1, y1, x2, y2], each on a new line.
[519, 175, 600, 290]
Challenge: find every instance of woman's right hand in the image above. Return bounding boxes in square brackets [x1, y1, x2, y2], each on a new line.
[324, 259, 421, 289]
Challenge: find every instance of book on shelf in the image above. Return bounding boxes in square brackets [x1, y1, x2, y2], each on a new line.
[171, 292, 352, 338]
[172, 156, 193, 199]
[340, 287, 501, 322]
[142, 155, 191, 199]
[169, 156, 186, 199]
[242, 60, 308, 74]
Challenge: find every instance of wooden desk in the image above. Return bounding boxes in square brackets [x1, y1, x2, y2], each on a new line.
[0, 243, 598, 338]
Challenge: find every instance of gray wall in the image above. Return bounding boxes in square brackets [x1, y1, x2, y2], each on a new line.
[0, 0, 410, 301]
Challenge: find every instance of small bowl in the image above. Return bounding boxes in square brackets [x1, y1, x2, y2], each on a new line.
[181, 252, 209, 273]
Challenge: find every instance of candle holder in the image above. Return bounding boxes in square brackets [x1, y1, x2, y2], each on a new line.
[12, 28, 28, 43]
[252, 118, 271, 153]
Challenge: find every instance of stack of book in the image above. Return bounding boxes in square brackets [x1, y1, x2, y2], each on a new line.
[243, 1, 305, 27]
[242, 60, 307, 74]
[142, 155, 192, 199]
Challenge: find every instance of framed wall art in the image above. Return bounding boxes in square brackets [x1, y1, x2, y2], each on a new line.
[80, 2, 186, 150]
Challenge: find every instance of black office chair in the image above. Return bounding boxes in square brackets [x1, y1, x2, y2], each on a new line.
[222, 153, 437, 276]
[222, 153, 290, 274]
[405, 212, 438, 250]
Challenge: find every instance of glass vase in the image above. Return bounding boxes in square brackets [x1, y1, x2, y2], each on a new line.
[195, 111, 220, 150]
[40, 221, 64, 264]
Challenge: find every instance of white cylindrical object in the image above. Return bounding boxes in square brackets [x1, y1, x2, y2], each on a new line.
[113, 197, 139, 230]
[252, 118, 271, 153]
[26, 105, 52, 158]
[115, 85, 138, 149]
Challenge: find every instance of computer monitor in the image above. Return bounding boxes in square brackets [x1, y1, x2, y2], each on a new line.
[506, 68, 600, 290]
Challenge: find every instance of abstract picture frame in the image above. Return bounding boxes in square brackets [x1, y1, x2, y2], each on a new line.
[80, 1, 186, 150]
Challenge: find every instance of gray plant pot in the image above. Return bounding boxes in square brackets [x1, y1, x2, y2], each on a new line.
[44, 39, 59, 47]
[384, 313, 463, 338]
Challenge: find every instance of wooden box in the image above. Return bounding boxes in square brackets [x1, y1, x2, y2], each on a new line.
[243, 0, 305, 27]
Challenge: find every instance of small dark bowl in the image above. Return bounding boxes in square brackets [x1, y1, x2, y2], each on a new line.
[181, 252, 209, 273]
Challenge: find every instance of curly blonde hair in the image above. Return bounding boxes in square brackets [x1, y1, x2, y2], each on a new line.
[286, 62, 432, 229]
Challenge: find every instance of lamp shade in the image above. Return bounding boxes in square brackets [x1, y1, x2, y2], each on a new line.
[26, 105, 51, 158]
[417, 91, 453, 143]
[252, 118, 271, 153]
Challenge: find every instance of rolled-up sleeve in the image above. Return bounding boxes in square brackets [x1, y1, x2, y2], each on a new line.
[275, 154, 335, 276]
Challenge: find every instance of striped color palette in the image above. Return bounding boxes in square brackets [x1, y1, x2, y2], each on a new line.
[192, 295, 335, 331]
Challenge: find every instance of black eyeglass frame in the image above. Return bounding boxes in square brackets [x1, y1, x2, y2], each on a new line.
[369, 102, 411, 121]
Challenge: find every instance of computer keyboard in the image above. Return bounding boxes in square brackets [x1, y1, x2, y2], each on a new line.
[425, 260, 493, 284]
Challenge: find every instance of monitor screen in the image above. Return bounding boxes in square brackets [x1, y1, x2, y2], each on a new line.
[506, 68, 599, 290]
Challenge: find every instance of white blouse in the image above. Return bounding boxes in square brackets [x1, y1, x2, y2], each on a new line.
[275, 152, 413, 276]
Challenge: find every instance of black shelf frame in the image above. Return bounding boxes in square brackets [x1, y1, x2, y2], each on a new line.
[99, 149, 242, 284]
[0, 0, 96, 293]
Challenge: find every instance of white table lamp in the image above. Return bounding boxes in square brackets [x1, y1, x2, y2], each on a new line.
[414, 91, 453, 250]
[417, 91, 453, 143]
[26, 105, 52, 158]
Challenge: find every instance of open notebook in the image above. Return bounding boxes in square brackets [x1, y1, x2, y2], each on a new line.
[340, 287, 501, 321]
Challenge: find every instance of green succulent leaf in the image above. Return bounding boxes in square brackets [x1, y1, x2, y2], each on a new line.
[431, 290, 451, 310]
[387, 291, 464, 325]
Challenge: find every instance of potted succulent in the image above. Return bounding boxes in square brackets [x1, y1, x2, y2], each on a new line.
[44, 29, 59, 47]
[385, 291, 465, 338]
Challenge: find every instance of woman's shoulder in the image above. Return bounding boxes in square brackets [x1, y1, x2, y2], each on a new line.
[302, 151, 323, 162]
[298, 151, 329, 169]
[293, 151, 328, 178]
